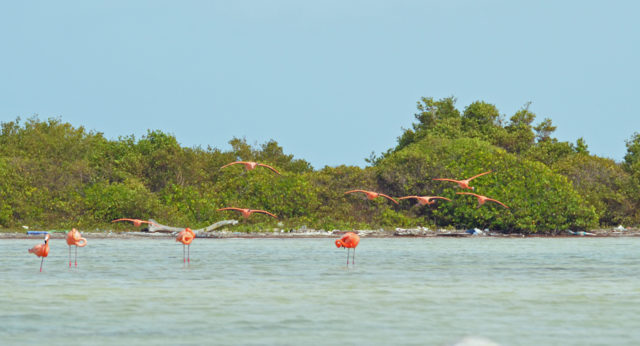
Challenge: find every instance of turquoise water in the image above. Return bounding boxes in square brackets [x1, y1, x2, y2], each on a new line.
[1, 237, 639, 345]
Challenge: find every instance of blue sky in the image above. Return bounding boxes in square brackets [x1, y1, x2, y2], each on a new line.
[1, 1, 638, 168]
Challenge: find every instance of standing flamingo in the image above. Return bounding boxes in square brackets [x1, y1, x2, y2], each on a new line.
[221, 161, 281, 175]
[176, 228, 196, 265]
[65, 228, 87, 268]
[345, 190, 399, 204]
[111, 218, 159, 227]
[456, 192, 509, 208]
[217, 207, 278, 219]
[398, 195, 451, 206]
[28, 233, 50, 272]
[335, 232, 360, 266]
[433, 170, 492, 190]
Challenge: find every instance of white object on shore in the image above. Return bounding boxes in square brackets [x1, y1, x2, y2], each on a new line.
[615, 225, 626, 231]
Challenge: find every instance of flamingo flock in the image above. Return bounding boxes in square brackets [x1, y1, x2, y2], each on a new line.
[28, 163, 510, 271]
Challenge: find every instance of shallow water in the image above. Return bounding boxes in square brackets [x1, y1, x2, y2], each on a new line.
[1, 237, 639, 345]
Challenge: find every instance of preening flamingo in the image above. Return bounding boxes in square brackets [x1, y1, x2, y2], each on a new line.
[111, 218, 159, 227]
[456, 192, 509, 208]
[176, 228, 196, 264]
[335, 232, 360, 266]
[28, 233, 50, 272]
[217, 207, 278, 219]
[398, 195, 451, 206]
[344, 190, 399, 204]
[65, 228, 87, 268]
[221, 161, 281, 175]
[433, 170, 492, 190]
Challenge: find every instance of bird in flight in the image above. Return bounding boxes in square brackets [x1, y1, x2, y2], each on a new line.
[111, 218, 159, 227]
[456, 192, 509, 208]
[433, 170, 492, 190]
[344, 190, 399, 204]
[398, 195, 451, 206]
[220, 161, 281, 175]
[217, 207, 278, 219]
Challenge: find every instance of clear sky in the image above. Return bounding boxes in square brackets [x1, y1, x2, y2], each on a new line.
[1, 1, 638, 168]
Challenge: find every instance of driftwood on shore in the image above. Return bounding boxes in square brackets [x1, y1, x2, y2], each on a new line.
[148, 219, 239, 234]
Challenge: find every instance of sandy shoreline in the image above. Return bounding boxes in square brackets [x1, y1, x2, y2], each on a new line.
[2, 227, 639, 239]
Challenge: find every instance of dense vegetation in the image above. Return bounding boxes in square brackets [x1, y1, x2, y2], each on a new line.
[2, 97, 640, 234]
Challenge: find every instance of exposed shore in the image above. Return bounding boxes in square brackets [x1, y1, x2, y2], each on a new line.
[2, 226, 639, 239]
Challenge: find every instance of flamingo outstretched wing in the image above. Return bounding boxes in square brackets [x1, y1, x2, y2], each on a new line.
[220, 161, 245, 169]
[344, 189, 369, 195]
[112, 218, 159, 226]
[485, 197, 509, 208]
[217, 207, 244, 213]
[378, 193, 399, 204]
[252, 209, 278, 218]
[432, 178, 462, 183]
[467, 170, 493, 181]
[398, 196, 419, 201]
[257, 163, 281, 175]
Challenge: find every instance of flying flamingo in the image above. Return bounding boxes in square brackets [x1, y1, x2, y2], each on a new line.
[65, 228, 87, 268]
[344, 190, 399, 204]
[221, 161, 281, 175]
[217, 207, 278, 219]
[398, 195, 451, 206]
[176, 228, 195, 264]
[335, 232, 360, 266]
[457, 192, 509, 208]
[433, 170, 492, 190]
[111, 218, 159, 227]
[28, 233, 50, 272]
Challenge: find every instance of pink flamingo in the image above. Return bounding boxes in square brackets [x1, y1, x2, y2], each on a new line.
[217, 207, 278, 219]
[398, 195, 451, 206]
[111, 218, 159, 227]
[221, 161, 281, 175]
[176, 228, 196, 264]
[345, 190, 399, 204]
[433, 170, 492, 190]
[28, 233, 50, 272]
[457, 192, 509, 208]
[65, 228, 87, 267]
[335, 232, 360, 266]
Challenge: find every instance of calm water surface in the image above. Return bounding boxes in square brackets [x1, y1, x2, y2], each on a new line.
[1, 237, 639, 345]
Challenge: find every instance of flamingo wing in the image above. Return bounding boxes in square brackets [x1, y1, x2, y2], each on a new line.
[433, 178, 462, 184]
[218, 207, 245, 213]
[252, 210, 278, 218]
[220, 161, 245, 169]
[456, 192, 480, 197]
[431, 196, 452, 201]
[112, 218, 139, 223]
[378, 193, 399, 204]
[398, 196, 419, 201]
[257, 163, 281, 175]
[467, 170, 492, 181]
[486, 198, 509, 208]
[345, 189, 369, 195]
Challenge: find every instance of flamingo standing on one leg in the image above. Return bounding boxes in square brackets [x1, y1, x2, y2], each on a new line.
[111, 218, 159, 227]
[335, 232, 360, 266]
[217, 207, 278, 219]
[433, 170, 492, 190]
[345, 190, 399, 204]
[220, 161, 281, 175]
[176, 228, 196, 265]
[65, 228, 87, 268]
[28, 233, 50, 272]
[456, 192, 509, 208]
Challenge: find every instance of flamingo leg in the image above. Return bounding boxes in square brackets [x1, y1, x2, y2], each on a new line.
[347, 248, 350, 266]
[353, 248, 356, 265]
[39, 257, 44, 272]
[187, 244, 190, 264]
[183, 245, 186, 264]
[75, 245, 78, 267]
[69, 246, 72, 268]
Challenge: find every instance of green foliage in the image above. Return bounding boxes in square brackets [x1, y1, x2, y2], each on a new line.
[0, 103, 636, 233]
